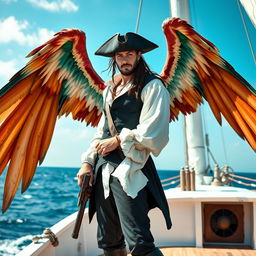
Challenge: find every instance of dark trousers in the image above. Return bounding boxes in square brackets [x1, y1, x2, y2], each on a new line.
[94, 170, 156, 255]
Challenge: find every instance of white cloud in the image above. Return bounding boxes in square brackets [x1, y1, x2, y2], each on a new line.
[0, 59, 18, 83]
[26, 0, 78, 12]
[0, 16, 55, 46]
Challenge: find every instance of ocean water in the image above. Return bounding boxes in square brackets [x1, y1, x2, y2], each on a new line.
[0, 167, 255, 255]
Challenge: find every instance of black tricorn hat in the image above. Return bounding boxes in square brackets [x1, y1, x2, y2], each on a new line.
[95, 32, 158, 57]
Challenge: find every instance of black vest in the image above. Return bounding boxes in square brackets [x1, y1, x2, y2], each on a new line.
[94, 73, 159, 173]
[89, 73, 172, 229]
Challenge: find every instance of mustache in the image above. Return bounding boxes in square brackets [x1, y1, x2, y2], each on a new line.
[121, 63, 132, 68]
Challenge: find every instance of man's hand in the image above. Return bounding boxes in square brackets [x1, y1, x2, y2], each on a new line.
[95, 137, 120, 157]
[77, 163, 94, 187]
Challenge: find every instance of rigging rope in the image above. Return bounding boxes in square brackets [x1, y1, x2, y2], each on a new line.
[220, 126, 229, 165]
[229, 177, 256, 187]
[230, 173, 256, 182]
[161, 175, 180, 183]
[183, 116, 189, 167]
[201, 105, 210, 169]
[237, 0, 256, 64]
[162, 179, 180, 187]
[135, 0, 143, 33]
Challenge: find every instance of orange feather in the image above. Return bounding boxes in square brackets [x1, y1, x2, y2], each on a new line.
[0, 88, 41, 145]
[2, 91, 47, 213]
[235, 97, 256, 136]
[181, 90, 198, 110]
[213, 79, 256, 150]
[0, 145, 13, 176]
[201, 82, 222, 124]
[221, 68, 256, 110]
[0, 74, 36, 114]
[45, 70, 62, 95]
[92, 112, 102, 127]
[2, 156, 26, 213]
[207, 79, 244, 139]
[0, 99, 21, 124]
[30, 74, 44, 93]
[25, 57, 46, 74]
[218, 80, 256, 141]
[85, 107, 97, 124]
[22, 90, 52, 193]
[38, 94, 59, 164]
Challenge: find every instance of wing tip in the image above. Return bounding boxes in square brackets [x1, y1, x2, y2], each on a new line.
[2, 196, 14, 214]
[21, 180, 32, 194]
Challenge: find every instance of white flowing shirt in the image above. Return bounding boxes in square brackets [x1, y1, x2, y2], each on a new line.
[81, 78, 170, 199]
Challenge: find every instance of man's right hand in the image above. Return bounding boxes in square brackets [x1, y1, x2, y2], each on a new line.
[77, 163, 94, 187]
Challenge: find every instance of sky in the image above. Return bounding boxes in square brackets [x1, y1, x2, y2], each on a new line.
[0, 0, 255, 172]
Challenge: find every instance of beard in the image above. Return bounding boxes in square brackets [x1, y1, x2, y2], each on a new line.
[117, 61, 139, 76]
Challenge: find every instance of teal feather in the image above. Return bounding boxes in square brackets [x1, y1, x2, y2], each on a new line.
[166, 31, 205, 99]
[58, 79, 69, 111]
[56, 41, 104, 112]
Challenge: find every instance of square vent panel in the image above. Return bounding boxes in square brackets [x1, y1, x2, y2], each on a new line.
[203, 203, 244, 243]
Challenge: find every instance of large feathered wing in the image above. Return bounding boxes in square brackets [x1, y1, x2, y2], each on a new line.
[0, 29, 106, 213]
[160, 18, 256, 151]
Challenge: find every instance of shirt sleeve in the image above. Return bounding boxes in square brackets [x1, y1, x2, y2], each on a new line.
[119, 78, 170, 160]
[112, 78, 170, 198]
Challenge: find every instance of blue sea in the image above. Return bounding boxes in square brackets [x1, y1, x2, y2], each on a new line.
[0, 167, 255, 255]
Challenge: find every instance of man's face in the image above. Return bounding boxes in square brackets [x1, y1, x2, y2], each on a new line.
[114, 50, 141, 76]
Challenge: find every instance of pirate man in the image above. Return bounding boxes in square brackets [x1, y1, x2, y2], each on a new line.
[77, 32, 172, 256]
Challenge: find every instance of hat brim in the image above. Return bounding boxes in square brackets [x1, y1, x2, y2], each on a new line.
[95, 32, 158, 57]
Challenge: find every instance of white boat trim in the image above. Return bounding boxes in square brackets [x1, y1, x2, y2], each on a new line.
[17, 185, 256, 256]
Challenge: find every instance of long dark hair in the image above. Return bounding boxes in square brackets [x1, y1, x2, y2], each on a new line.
[106, 55, 153, 98]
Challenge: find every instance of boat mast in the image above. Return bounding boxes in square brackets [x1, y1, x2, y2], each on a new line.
[170, 0, 207, 184]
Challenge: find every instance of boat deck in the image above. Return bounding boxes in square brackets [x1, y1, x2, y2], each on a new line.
[126, 247, 256, 256]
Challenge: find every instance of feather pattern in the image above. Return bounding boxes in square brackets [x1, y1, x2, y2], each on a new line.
[1, 18, 255, 213]
[160, 18, 256, 151]
[0, 29, 105, 213]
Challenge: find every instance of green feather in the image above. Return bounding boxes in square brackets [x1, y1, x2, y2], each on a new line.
[58, 79, 69, 111]
[167, 31, 204, 98]
[58, 41, 103, 111]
